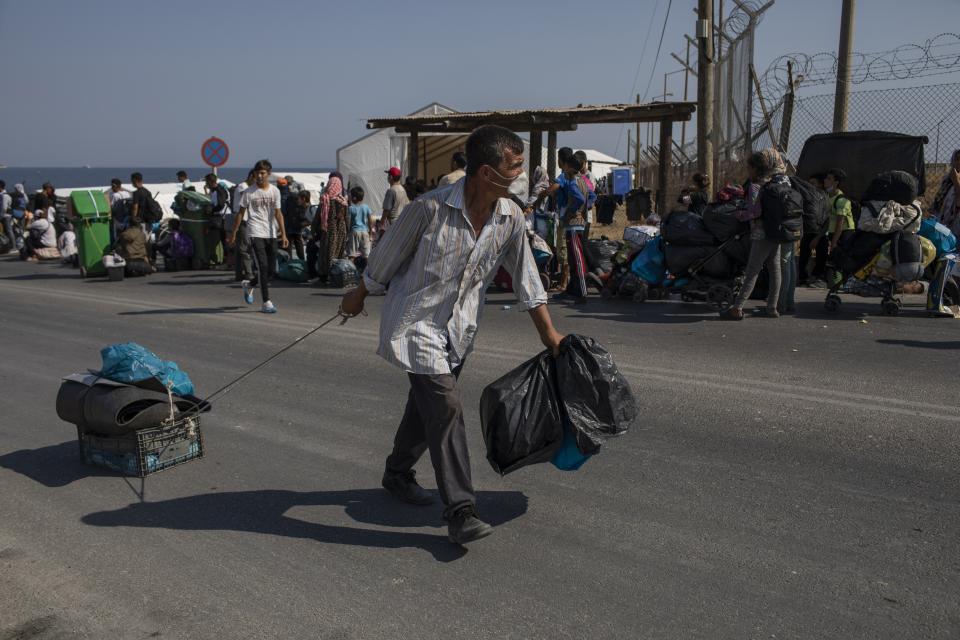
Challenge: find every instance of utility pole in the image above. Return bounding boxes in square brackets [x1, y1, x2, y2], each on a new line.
[696, 0, 715, 177]
[833, 0, 855, 132]
[635, 94, 641, 186]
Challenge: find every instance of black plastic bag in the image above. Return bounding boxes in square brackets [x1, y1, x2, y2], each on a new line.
[585, 239, 620, 274]
[555, 335, 636, 454]
[665, 244, 732, 278]
[702, 201, 748, 242]
[479, 352, 564, 475]
[863, 170, 918, 205]
[661, 210, 716, 246]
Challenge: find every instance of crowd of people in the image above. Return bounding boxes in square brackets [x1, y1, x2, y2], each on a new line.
[2, 144, 959, 319]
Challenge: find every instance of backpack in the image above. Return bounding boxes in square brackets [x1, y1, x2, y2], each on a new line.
[171, 231, 194, 259]
[11, 192, 28, 211]
[789, 177, 829, 234]
[759, 178, 804, 243]
[140, 190, 162, 224]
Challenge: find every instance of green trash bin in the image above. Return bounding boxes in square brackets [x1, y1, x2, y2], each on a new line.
[174, 191, 223, 269]
[70, 190, 111, 278]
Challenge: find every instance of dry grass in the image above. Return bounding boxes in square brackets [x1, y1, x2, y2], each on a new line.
[589, 204, 631, 240]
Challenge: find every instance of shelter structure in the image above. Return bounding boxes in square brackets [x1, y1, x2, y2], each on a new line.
[362, 101, 696, 214]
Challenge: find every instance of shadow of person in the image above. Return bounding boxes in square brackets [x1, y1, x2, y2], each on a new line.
[117, 306, 246, 316]
[81, 488, 528, 562]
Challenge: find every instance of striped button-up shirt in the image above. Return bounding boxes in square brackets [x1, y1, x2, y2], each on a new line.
[363, 177, 548, 375]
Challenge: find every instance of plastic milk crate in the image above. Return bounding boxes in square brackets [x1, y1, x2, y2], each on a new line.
[77, 416, 204, 477]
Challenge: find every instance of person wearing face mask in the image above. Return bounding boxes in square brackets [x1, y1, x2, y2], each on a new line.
[824, 168, 854, 255]
[340, 125, 564, 546]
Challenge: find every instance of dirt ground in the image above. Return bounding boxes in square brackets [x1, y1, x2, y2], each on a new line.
[589, 204, 631, 240]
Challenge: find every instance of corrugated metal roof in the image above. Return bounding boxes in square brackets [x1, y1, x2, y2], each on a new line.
[367, 101, 696, 126]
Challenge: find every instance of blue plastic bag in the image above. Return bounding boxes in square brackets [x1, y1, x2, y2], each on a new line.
[551, 419, 593, 471]
[919, 217, 957, 258]
[630, 235, 666, 285]
[97, 342, 195, 396]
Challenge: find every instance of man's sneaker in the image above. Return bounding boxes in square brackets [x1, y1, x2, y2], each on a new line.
[241, 280, 254, 305]
[261, 300, 277, 314]
[382, 471, 434, 506]
[447, 506, 493, 545]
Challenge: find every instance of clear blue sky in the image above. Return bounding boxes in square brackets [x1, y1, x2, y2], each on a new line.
[0, 0, 956, 167]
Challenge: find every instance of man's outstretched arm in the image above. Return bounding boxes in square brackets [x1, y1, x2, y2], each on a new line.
[529, 304, 564, 356]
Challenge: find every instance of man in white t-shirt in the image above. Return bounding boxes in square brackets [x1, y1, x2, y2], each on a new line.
[105, 178, 132, 207]
[228, 159, 289, 313]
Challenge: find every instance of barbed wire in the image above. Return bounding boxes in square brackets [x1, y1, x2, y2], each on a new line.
[720, 0, 766, 39]
[761, 33, 960, 97]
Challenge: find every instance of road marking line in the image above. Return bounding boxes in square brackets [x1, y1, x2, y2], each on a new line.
[3, 280, 955, 422]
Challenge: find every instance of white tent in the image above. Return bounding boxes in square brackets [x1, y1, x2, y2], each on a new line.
[337, 102, 461, 216]
[336, 102, 626, 214]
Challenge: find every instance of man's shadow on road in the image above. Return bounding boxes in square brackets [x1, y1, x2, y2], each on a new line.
[1, 441, 527, 562]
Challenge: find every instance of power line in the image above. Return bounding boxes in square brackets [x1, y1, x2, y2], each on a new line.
[640, 0, 674, 102]
[614, 0, 662, 157]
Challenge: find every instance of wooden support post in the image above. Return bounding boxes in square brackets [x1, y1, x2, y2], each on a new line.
[657, 119, 673, 215]
[529, 128, 543, 190]
[547, 130, 557, 180]
[779, 61, 796, 153]
[750, 63, 779, 152]
[422, 137, 428, 184]
[408, 130, 419, 182]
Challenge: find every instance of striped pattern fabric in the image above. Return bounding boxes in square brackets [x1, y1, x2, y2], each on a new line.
[364, 178, 548, 375]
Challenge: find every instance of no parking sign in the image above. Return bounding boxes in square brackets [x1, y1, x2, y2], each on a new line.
[201, 137, 229, 170]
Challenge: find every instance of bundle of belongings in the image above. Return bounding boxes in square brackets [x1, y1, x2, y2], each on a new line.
[479, 334, 636, 474]
[57, 343, 209, 437]
[828, 171, 928, 290]
[658, 185, 751, 280]
[919, 217, 960, 317]
[600, 222, 660, 297]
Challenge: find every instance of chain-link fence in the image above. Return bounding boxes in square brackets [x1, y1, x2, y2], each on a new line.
[638, 81, 960, 210]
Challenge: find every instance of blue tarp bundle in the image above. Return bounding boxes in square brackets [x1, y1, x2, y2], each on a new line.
[96, 343, 195, 396]
[630, 235, 666, 285]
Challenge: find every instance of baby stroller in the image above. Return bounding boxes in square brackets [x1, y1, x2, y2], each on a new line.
[530, 211, 564, 292]
[666, 232, 747, 310]
[823, 172, 925, 316]
[661, 194, 750, 310]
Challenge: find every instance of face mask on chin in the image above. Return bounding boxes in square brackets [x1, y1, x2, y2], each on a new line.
[483, 165, 526, 191]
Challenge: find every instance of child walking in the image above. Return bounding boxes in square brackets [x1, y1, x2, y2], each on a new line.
[346, 186, 372, 267]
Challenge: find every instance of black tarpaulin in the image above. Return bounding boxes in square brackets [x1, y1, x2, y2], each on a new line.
[796, 131, 928, 203]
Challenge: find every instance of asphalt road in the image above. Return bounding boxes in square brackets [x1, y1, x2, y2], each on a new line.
[1, 255, 958, 640]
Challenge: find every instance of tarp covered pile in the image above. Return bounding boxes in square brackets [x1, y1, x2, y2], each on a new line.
[57, 343, 207, 436]
[660, 205, 749, 279]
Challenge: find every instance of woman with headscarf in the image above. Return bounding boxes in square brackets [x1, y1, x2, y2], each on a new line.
[720, 148, 788, 320]
[933, 149, 960, 237]
[314, 171, 349, 284]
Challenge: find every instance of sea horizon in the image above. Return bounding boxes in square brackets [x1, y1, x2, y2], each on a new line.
[0, 166, 334, 190]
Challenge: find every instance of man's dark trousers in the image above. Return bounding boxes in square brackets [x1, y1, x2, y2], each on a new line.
[385, 365, 473, 519]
